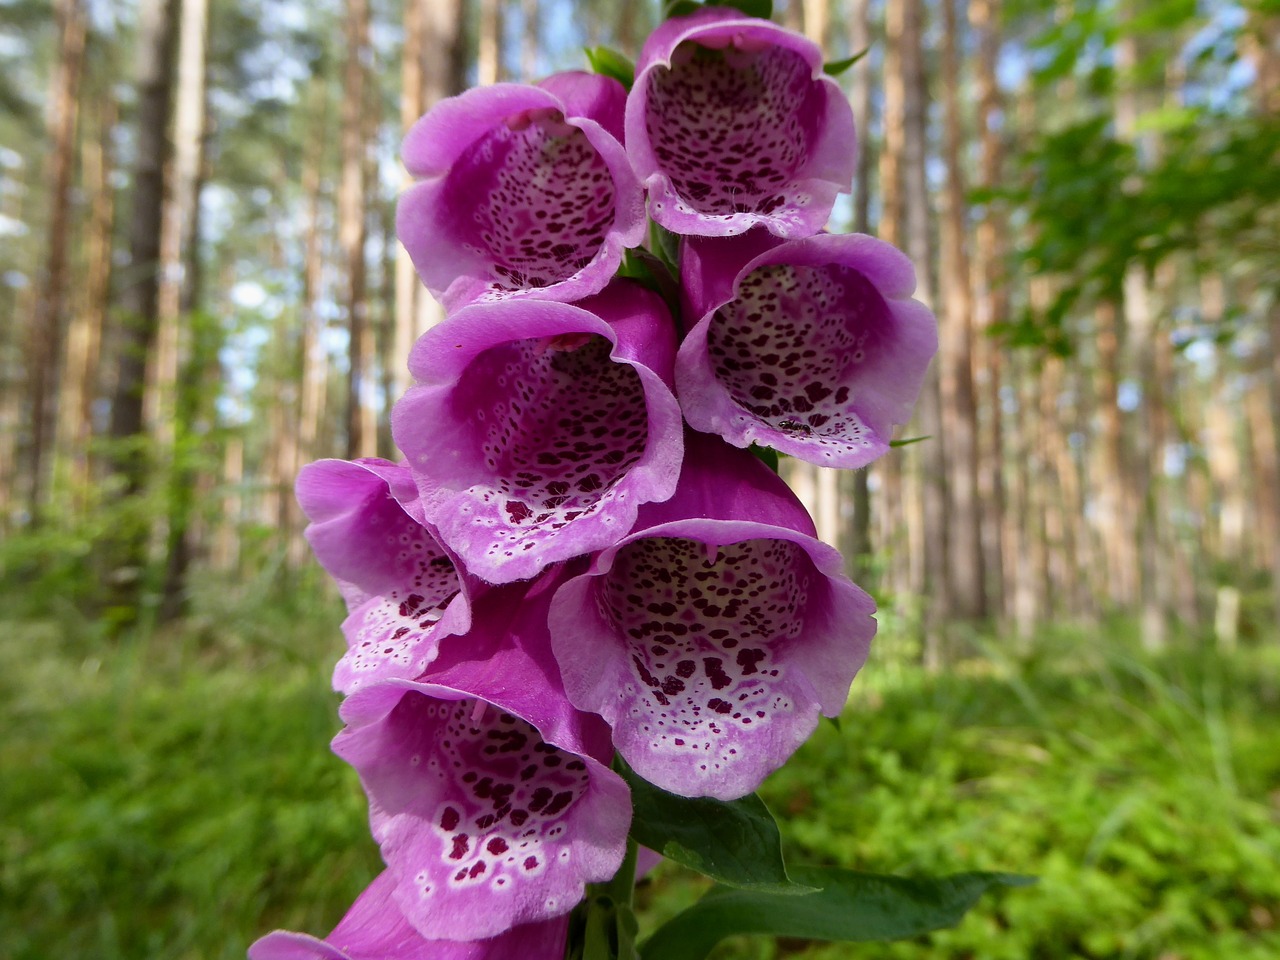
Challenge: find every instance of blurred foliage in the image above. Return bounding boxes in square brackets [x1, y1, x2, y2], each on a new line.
[2, 588, 1277, 959]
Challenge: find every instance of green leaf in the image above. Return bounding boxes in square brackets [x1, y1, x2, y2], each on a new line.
[889, 435, 931, 448]
[640, 868, 1034, 960]
[749, 444, 780, 473]
[664, 0, 703, 18]
[824, 47, 870, 77]
[622, 764, 807, 893]
[584, 46, 635, 90]
[648, 220, 682, 273]
[711, 0, 774, 18]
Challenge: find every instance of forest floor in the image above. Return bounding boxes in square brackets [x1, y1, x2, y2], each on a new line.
[2, 574, 1278, 960]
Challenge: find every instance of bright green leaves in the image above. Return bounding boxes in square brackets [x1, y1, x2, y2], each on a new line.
[623, 763, 1029, 957]
[824, 47, 869, 77]
[640, 869, 1034, 960]
[622, 763, 808, 893]
[584, 47, 635, 90]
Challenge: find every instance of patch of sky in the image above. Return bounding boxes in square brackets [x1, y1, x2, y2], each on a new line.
[1117, 379, 1141, 412]
[0, 214, 27, 238]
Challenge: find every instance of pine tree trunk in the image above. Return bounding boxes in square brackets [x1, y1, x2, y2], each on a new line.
[877, 0, 910, 605]
[478, 0, 501, 85]
[970, 0, 1006, 621]
[25, 0, 86, 523]
[156, 0, 210, 620]
[939, 0, 985, 622]
[103, 0, 178, 617]
[1115, 26, 1169, 650]
[902, 0, 950, 666]
[341, 0, 375, 460]
[57, 90, 116, 511]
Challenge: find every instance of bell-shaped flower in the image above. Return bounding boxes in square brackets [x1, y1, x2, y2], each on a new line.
[547, 433, 876, 801]
[247, 870, 568, 960]
[296, 458, 478, 696]
[676, 231, 937, 468]
[392, 280, 683, 585]
[332, 576, 631, 942]
[397, 72, 645, 313]
[625, 7, 855, 238]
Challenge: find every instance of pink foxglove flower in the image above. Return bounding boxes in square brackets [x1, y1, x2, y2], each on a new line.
[296, 458, 477, 696]
[625, 7, 855, 238]
[548, 434, 875, 800]
[676, 231, 937, 468]
[247, 870, 568, 960]
[398, 72, 644, 313]
[393, 281, 683, 584]
[332, 578, 631, 941]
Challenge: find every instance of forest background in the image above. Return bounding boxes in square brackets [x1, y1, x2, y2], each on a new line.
[1, 0, 1279, 958]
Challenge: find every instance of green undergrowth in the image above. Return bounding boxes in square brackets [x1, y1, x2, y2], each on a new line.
[1, 584, 1277, 960]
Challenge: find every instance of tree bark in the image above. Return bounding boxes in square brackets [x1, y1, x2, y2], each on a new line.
[901, 0, 949, 666]
[341, 0, 375, 460]
[25, 0, 86, 523]
[877, 0, 910, 603]
[155, 0, 210, 620]
[478, 0, 501, 85]
[57, 89, 116, 511]
[970, 0, 1006, 621]
[939, 0, 986, 621]
[103, 0, 178, 617]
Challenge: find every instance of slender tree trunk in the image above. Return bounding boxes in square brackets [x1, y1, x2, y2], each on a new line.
[341, 0, 375, 460]
[939, 0, 986, 622]
[25, 0, 86, 523]
[878, 0, 910, 605]
[902, 0, 950, 666]
[1116, 26, 1168, 650]
[290, 79, 332, 568]
[394, 0, 427, 403]
[970, 0, 1006, 621]
[802, 0, 828, 47]
[155, 0, 209, 620]
[57, 90, 117, 510]
[104, 0, 178, 616]
[478, 0, 500, 85]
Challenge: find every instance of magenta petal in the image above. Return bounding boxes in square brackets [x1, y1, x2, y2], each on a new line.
[332, 580, 631, 941]
[676, 233, 938, 468]
[392, 281, 684, 585]
[247, 871, 568, 960]
[296, 458, 477, 695]
[397, 79, 644, 313]
[626, 9, 855, 238]
[548, 435, 875, 800]
[537, 70, 627, 144]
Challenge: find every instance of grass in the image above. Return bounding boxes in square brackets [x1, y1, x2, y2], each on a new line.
[2, 578, 1277, 960]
